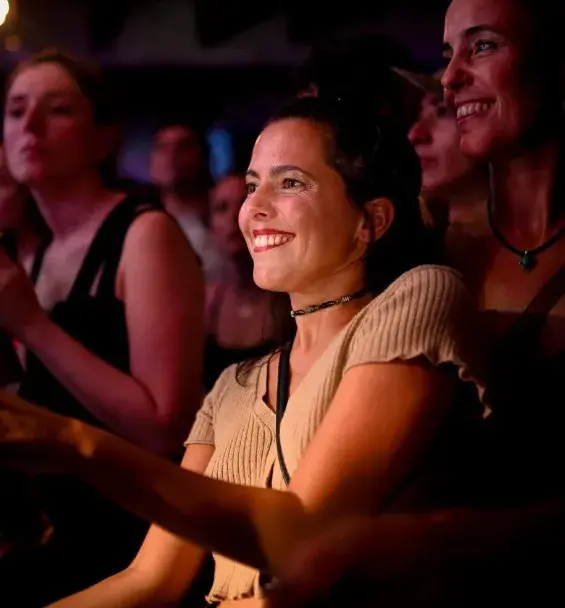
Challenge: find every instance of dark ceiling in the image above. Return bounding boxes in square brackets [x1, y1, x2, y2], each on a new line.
[1, 0, 452, 66]
[85, 0, 451, 51]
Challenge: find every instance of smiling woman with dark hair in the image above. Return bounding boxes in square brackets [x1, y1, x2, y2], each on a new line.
[0, 95, 485, 607]
[259, 1, 565, 605]
[441, 0, 565, 503]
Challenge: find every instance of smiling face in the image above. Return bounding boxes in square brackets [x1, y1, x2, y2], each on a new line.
[442, 0, 551, 159]
[239, 118, 367, 294]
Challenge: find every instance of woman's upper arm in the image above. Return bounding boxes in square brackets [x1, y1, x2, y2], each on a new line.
[291, 267, 484, 516]
[120, 211, 205, 433]
[289, 359, 456, 520]
[288, 267, 483, 521]
[128, 443, 215, 597]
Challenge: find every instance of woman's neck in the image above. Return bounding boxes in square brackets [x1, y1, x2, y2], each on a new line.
[491, 138, 562, 247]
[290, 267, 369, 352]
[447, 170, 489, 228]
[31, 173, 123, 238]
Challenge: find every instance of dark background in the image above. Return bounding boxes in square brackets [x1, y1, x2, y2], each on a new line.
[0, 0, 452, 180]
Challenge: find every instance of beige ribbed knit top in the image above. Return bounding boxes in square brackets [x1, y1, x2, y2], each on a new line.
[186, 265, 486, 603]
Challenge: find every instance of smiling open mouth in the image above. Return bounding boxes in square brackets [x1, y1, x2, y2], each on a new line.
[253, 234, 294, 251]
[456, 101, 494, 121]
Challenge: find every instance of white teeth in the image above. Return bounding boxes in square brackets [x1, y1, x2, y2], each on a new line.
[456, 102, 492, 120]
[253, 233, 294, 250]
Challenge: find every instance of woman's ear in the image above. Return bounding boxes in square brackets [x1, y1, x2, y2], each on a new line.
[358, 197, 395, 243]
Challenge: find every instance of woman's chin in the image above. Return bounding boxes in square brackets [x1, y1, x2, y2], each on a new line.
[253, 269, 292, 293]
[459, 133, 496, 163]
[12, 168, 49, 189]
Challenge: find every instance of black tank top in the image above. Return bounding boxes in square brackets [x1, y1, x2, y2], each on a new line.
[19, 196, 159, 421]
[480, 264, 565, 507]
[14, 196, 163, 594]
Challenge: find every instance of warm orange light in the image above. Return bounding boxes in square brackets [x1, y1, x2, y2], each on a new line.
[0, 1, 9, 27]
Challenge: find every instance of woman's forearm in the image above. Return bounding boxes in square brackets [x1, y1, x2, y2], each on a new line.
[47, 567, 189, 608]
[22, 317, 179, 455]
[68, 421, 310, 575]
[48, 570, 156, 608]
[69, 417, 565, 586]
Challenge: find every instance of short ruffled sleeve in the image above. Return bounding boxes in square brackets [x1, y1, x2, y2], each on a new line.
[345, 265, 487, 411]
[185, 365, 235, 446]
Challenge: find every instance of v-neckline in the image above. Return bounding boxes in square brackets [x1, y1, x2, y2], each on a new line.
[260, 311, 364, 412]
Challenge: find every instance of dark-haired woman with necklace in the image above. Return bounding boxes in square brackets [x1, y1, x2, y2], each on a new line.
[0, 96, 485, 607]
[258, 0, 565, 606]
[440, 0, 565, 505]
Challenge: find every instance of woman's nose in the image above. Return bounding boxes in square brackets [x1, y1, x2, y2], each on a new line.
[408, 119, 431, 147]
[244, 186, 275, 221]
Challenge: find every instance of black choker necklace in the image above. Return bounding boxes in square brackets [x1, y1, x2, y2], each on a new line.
[290, 289, 368, 318]
[487, 164, 565, 272]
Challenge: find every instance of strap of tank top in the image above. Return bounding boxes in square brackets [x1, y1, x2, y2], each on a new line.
[496, 260, 565, 357]
[67, 196, 161, 301]
[30, 234, 53, 285]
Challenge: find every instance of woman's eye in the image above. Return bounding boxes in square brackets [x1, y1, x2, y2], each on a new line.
[282, 178, 303, 189]
[6, 107, 24, 119]
[472, 39, 497, 55]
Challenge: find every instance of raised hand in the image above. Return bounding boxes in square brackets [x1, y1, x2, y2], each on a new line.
[0, 389, 76, 473]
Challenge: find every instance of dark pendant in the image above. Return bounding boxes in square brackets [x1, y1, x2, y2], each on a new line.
[519, 251, 537, 272]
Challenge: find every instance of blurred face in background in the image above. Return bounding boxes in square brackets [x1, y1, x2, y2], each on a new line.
[150, 124, 204, 188]
[4, 62, 107, 188]
[210, 174, 248, 257]
[409, 92, 478, 197]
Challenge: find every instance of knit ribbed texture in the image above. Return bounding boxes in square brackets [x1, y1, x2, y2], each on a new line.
[185, 265, 486, 603]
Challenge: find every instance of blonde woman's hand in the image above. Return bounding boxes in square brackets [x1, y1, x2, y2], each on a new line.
[0, 389, 79, 473]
